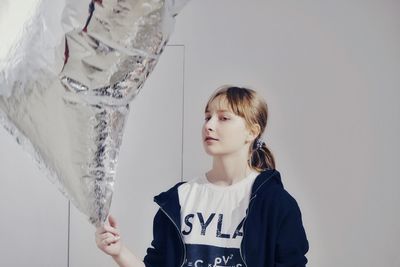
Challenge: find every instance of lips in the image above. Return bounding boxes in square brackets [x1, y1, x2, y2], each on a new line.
[205, 137, 218, 141]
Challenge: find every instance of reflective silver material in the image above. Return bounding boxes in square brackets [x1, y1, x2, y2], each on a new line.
[0, 0, 189, 227]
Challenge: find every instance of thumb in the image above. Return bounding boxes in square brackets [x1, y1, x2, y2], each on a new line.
[108, 214, 118, 228]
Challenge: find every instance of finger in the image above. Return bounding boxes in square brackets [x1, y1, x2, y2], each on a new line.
[100, 232, 115, 240]
[104, 225, 120, 236]
[108, 214, 118, 228]
[102, 235, 120, 246]
[95, 226, 106, 235]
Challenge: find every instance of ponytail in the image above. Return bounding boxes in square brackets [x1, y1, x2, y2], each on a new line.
[249, 138, 275, 171]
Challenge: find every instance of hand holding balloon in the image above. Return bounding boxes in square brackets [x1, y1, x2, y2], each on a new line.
[96, 214, 145, 267]
[95, 214, 122, 257]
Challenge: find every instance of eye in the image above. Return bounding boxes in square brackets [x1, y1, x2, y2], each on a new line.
[204, 115, 230, 121]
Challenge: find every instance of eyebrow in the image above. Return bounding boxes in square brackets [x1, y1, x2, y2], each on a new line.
[205, 109, 231, 113]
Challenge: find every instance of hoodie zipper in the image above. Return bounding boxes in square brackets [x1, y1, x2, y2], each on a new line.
[159, 205, 187, 267]
[239, 193, 257, 267]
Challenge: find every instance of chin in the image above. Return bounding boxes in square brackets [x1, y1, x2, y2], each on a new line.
[203, 147, 227, 157]
[203, 147, 213, 155]
[203, 146, 218, 156]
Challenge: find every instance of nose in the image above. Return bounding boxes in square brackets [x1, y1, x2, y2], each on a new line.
[204, 116, 215, 132]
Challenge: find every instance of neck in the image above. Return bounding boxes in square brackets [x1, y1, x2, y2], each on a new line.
[207, 148, 256, 186]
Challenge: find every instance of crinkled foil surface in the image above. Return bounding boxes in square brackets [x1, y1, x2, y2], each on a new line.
[0, 0, 188, 227]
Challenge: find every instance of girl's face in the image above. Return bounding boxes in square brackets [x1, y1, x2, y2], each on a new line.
[202, 95, 254, 157]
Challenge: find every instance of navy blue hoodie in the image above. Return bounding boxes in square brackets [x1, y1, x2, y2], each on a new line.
[143, 169, 309, 267]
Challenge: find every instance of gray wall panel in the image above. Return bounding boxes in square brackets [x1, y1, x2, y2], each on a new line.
[0, 128, 68, 266]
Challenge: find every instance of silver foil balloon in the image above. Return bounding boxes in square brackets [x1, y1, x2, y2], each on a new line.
[0, 0, 189, 227]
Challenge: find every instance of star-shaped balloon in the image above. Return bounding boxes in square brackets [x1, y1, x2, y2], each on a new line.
[0, 0, 189, 227]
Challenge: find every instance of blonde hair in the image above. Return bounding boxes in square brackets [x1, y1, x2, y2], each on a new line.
[204, 85, 276, 171]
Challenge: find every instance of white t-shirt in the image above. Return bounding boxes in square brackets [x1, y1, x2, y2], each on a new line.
[178, 171, 260, 267]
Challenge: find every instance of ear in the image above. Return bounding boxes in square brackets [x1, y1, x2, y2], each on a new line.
[246, 124, 261, 143]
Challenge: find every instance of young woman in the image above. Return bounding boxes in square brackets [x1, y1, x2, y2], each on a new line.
[95, 85, 309, 267]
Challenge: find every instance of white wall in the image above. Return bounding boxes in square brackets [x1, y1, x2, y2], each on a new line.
[172, 1, 400, 266]
[1, 1, 400, 266]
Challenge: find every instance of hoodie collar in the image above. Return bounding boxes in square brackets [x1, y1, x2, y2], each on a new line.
[153, 180, 186, 229]
[250, 169, 283, 197]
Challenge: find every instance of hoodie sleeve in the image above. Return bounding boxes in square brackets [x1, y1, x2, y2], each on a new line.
[274, 190, 309, 267]
[143, 209, 166, 267]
